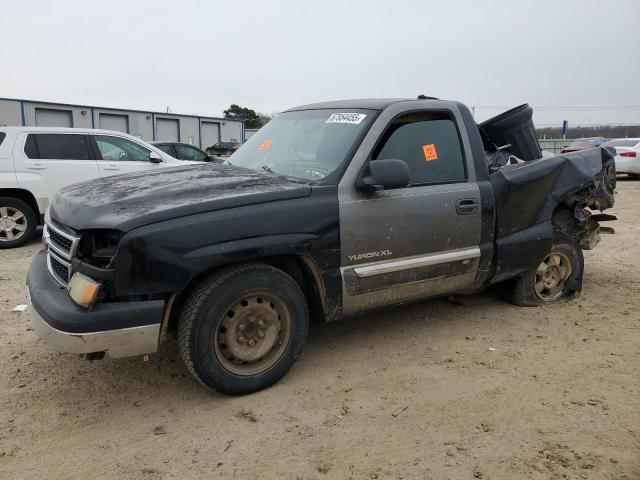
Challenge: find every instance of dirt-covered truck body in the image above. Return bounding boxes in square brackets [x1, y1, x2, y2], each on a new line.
[26, 98, 615, 394]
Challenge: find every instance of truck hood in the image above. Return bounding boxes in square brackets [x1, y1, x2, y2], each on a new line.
[49, 163, 311, 231]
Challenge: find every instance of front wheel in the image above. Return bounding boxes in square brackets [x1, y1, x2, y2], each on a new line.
[506, 232, 584, 307]
[178, 263, 309, 395]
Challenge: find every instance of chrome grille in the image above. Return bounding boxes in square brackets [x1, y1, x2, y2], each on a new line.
[43, 215, 80, 287]
[47, 251, 71, 285]
[48, 228, 72, 252]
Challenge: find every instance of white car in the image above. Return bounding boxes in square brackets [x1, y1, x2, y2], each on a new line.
[0, 126, 192, 248]
[602, 138, 640, 178]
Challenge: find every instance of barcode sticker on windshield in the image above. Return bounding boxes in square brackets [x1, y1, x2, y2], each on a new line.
[325, 113, 367, 125]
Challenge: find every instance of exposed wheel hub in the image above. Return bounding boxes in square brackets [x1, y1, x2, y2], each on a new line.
[534, 252, 572, 301]
[214, 293, 291, 375]
[230, 303, 279, 361]
[542, 265, 560, 287]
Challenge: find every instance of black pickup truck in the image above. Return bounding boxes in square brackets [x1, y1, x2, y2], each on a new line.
[26, 98, 615, 395]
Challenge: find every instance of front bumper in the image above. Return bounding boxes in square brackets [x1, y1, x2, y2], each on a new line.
[27, 251, 165, 359]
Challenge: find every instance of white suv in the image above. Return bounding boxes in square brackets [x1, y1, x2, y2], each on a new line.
[0, 127, 190, 248]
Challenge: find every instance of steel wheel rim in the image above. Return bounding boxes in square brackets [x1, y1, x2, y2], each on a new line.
[213, 292, 292, 376]
[0, 206, 27, 242]
[534, 251, 572, 301]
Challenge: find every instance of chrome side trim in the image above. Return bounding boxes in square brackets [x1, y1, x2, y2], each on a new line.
[352, 247, 481, 278]
[28, 292, 160, 359]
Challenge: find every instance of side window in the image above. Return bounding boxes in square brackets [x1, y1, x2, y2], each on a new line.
[93, 135, 151, 162]
[175, 144, 207, 161]
[23, 134, 91, 160]
[373, 114, 466, 185]
[156, 144, 174, 156]
[0, 132, 5, 146]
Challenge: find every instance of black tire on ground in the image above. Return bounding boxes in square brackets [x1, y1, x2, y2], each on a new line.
[0, 197, 38, 249]
[505, 232, 584, 307]
[178, 263, 309, 395]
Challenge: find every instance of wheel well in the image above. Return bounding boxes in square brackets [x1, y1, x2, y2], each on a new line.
[551, 203, 582, 237]
[168, 255, 327, 333]
[259, 255, 326, 323]
[0, 189, 42, 224]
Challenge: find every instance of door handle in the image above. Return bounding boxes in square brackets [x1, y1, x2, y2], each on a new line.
[456, 199, 479, 215]
[27, 163, 46, 170]
[102, 164, 120, 171]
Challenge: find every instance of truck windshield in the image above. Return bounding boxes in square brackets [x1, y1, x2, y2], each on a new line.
[228, 109, 375, 181]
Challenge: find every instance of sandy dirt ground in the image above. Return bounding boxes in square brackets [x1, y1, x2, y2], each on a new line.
[0, 180, 638, 480]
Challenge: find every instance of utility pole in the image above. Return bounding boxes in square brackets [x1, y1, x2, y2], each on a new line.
[471, 106, 476, 119]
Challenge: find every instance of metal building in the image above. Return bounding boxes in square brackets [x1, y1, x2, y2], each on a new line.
[0, 97, 245, 148]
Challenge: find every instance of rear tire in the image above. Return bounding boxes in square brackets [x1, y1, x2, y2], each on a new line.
[506, 232, 583, 307]
[178, 263, 309, 395]
[0, 197, 37, 249]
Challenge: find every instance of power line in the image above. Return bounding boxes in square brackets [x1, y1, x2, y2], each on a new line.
[536, 122, 639, 127]
[474, 104, 640, 111]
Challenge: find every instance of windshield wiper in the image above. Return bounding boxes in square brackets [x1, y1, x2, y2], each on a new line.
[261, 164, 310, 184]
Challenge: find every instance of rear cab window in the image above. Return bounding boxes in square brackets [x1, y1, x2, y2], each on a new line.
[0, 132, 5, 146]
[24, 133, 91, 160]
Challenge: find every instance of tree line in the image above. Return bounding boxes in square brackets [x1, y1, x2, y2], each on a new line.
[224, 104, 640, 140]
[537, 125, 640, 139]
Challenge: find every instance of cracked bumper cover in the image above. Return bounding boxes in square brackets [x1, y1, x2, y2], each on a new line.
[27, 251, 164, 358]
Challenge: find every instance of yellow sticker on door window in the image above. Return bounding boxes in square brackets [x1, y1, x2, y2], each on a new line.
[258, 139, 273, 150]
[422, 144, 438, 161]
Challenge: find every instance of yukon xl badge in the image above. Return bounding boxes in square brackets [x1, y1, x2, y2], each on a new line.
[348, 250, 392, 262]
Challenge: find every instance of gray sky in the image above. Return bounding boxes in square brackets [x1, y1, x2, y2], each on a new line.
[1, 0, 639, 127]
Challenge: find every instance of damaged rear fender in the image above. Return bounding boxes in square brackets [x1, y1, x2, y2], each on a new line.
[488, 147, 615, 284]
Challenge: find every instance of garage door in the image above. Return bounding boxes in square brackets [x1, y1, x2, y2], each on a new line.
[156, 118, 179, 142]
[99, 113, 129, 133]
[35, 108, 73, 127]
[201, 121, 220, 149]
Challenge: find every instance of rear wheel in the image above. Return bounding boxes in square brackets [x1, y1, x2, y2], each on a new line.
[0, 197, 37, 249]
[506, 232, 583, 307]
[178, 263, 309, 395]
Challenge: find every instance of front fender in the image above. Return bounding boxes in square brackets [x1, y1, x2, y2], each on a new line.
[112, 187, 340, 297]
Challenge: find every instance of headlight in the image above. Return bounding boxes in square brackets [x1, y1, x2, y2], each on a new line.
[68, 272, 102, 308]
[78, 229, 122, 268]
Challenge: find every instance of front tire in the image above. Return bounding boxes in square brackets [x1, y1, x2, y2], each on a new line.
[178, 263, 309, 395]
[0, 197, 37, 249]
[506, 232, 584, 307]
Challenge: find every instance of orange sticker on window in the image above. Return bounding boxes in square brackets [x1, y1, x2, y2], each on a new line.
[422, 144, 438, 161]
[258, 139, 273, 150]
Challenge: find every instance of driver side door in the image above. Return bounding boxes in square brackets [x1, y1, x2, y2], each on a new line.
[338, 109, 482, 314]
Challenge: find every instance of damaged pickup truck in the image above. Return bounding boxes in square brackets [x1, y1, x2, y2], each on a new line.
[26, 98, 616, 395]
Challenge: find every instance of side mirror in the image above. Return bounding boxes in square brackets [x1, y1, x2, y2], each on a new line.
[149, 151, 163, 163]
[359, 159, 410, 192]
